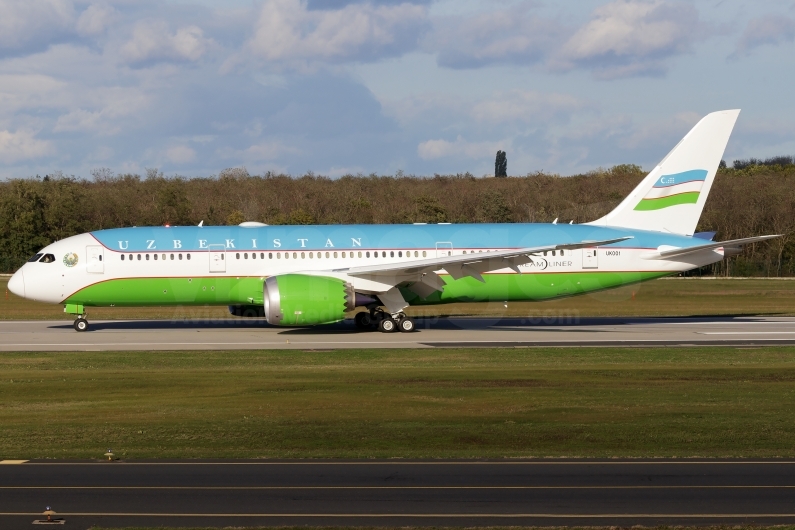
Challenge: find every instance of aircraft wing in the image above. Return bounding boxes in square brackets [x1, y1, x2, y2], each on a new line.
[644, 234, 780, 260]
[334, 236, 632, 297]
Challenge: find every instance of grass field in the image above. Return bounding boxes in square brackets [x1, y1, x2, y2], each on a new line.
[3, 346, 795, 460]
[2, 277, 795, 321]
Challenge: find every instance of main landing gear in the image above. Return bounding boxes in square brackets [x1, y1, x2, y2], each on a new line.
[355, 308, 415, 333]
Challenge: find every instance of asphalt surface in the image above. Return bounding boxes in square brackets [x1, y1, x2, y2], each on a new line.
[1, 316, 795, 350]
[3, 459, 795, 528]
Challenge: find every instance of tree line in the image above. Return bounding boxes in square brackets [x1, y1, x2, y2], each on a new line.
[2, 161, 794, 276]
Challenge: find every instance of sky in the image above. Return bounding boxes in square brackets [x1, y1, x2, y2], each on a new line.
[0, 0, 793, 179]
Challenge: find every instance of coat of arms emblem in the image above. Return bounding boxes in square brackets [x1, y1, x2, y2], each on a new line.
[63, 253, 79, 267]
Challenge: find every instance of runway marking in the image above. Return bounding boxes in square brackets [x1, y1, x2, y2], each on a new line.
[2, 512, 795, 518]
[700, 332, 795, 335]
[0, 460, 27, 465]
[661, 321, 795, 325]
[0, 341, 414, 347]
[16, 460, 795, 465]
[3, 485, 795, 490]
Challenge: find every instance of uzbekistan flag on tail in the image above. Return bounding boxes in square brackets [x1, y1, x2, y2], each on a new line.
[634, 169, 708, 211]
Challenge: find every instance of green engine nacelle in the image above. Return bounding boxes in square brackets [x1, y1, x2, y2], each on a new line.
[263, 274, 355, 326]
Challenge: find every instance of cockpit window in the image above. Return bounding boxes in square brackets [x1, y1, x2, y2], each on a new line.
[40, 254, 56, 263]
[28, 253, 43, 262]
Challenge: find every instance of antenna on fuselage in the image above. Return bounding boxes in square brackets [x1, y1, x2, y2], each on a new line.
[198, 220, 204, 227]
[552, 218, 558, 224]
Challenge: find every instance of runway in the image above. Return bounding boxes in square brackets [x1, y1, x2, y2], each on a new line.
[1, 316, 795, 350]
[3, 459, 795, 528]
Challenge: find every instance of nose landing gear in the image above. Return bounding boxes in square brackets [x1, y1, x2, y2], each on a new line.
[65, 303, 89, 332]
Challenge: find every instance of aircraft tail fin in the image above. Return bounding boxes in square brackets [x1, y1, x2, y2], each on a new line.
[587, 109, 740, 236]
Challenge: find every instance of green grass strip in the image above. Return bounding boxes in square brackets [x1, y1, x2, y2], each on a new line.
[4, 347, 795, 459]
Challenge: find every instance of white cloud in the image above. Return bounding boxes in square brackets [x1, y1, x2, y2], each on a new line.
[247, 0, 427, 65]
[734, 14, 795, 57]
[76, 4, 116, 36]
[417, 135, 504, 160]
[51, 87, 150, 134]
[120, 20, 211, 66]
[0, 0, 75, 56]
[554, 0, 701, 79]
[471, 90, 586, 125]
[0, 74, 67, 114]
[218, 139, 299, 162]
[427, 3, 566, 69]
[382, 90, 586, 129]
[0, 129, 52, 164]
[165, 145, 196, 164]
[615, 111, 699, 150]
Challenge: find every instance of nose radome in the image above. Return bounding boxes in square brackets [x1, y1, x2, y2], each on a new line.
[7, 269, 24, 298]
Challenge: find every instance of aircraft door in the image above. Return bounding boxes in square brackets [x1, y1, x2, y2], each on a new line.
[86, 245, 104, 273]
[436, 241, 453, 257]
[582, 248, 598, 269]
[209, 244, 226, 273]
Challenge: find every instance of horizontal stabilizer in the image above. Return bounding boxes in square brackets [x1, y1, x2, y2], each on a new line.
[643, 235, 780, 260]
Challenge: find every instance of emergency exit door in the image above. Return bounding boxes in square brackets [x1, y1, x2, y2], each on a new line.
[209, 244, 226, 273]
[86, 245, 104, 273]
[582, 248, 598, 269]
[436, 241, 453, 257]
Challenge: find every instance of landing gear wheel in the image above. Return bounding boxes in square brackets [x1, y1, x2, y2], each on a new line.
[378, 317, 397, 333]
[74, 317, 89, 332]
[355, 312, 372, 329]
[398, 316, 415, 333]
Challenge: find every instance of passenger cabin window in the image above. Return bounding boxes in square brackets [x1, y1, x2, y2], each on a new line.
[28, 253, 43, 262]
[121, 255, 125, 261]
